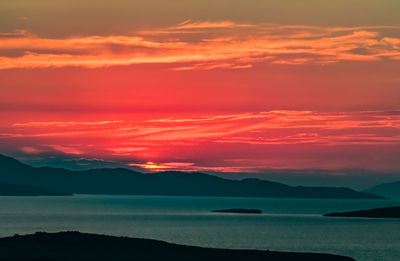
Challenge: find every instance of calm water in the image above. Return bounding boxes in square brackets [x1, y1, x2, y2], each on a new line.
[0, 195, 399, 261]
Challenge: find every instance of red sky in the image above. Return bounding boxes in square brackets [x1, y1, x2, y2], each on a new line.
[1, 1, 400, 173]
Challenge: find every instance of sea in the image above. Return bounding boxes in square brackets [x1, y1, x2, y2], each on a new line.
[0, 195, 399, 261]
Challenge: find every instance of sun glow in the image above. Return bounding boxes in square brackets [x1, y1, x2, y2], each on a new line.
[128, 162, 196, 171]
[143, 162, 167, 170]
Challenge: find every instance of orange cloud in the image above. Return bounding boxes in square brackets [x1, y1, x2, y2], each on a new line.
[0, 22, 399, 70]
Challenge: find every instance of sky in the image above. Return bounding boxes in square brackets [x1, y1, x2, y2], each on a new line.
[1, 0, 400, 177]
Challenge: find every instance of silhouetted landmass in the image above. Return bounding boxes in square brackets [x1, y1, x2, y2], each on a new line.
[325, 206, 400, 218]
[0, 231, 356, 261]
[0, 183, 70, 196]
[212, 208, 262, 214]
[365, 180, 400, 198]
[0, 154, 383, 199]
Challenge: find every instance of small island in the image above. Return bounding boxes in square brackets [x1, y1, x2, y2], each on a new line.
[324, 206, 400, 219]
[212, 208, 263, 214]
[0, 231, 355, 261]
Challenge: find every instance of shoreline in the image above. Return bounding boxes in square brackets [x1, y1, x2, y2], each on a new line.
[0, 231, 356, 261]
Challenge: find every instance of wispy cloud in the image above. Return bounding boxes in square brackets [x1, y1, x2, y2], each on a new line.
[3, 110, 400, 171]
[9, 111, 400, 142]
[170, 20, 253, 30]
[0, 22, 399, 70]
[13, 120, 123, 127]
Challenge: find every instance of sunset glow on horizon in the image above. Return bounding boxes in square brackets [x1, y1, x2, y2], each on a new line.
[1, 0, 400, 173]
[2, 110, 400, 172]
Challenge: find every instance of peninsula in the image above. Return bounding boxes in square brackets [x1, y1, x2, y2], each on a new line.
[324, 206, 400, 219]
[0, 231, 356, 261]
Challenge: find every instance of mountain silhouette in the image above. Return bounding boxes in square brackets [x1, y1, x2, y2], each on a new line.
[325, 206, 400, 218]
[0, 183, 70, 196]
[365, 180, 400, 198]
[0, 231, 356, 261]
[0, 154, 383, 199]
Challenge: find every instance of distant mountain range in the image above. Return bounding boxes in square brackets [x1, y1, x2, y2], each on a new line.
[365, 181, 400, 199]
[0, 154, 383, 199]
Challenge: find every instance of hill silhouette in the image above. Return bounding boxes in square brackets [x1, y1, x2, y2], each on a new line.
[365, 180, 400, 198]
[0, 183, 69, 196]
[325, 206, 400, 218]
[0, 154, 383, 199]
[0, 231, 356, 261]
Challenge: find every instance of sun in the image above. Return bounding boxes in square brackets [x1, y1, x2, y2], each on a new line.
[143, 162, 167, 170]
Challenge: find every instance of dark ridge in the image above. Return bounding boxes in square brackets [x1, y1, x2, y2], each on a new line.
[0, 154, 383, 199]
[324, 206, 400, 218]
[0, 183, 70, 196]
[0, 231, 356, 261]
[212, 208, 263, 214]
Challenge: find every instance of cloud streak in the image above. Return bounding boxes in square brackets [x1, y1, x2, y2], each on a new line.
[0, 22, 400, 70]
[2, 110, 400, 172]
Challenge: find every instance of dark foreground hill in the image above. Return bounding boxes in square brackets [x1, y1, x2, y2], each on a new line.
[325, 206, 400, 218]
[0, 183, 70, 196]
[0, 231, 356, 261]
[365, 180, 400, 198]
[0, 154, 382, 199]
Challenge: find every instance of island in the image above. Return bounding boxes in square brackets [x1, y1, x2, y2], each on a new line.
[324, 206, 400, 219]
[0, 231, 356, 261]
[212, 208, 263, 214]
